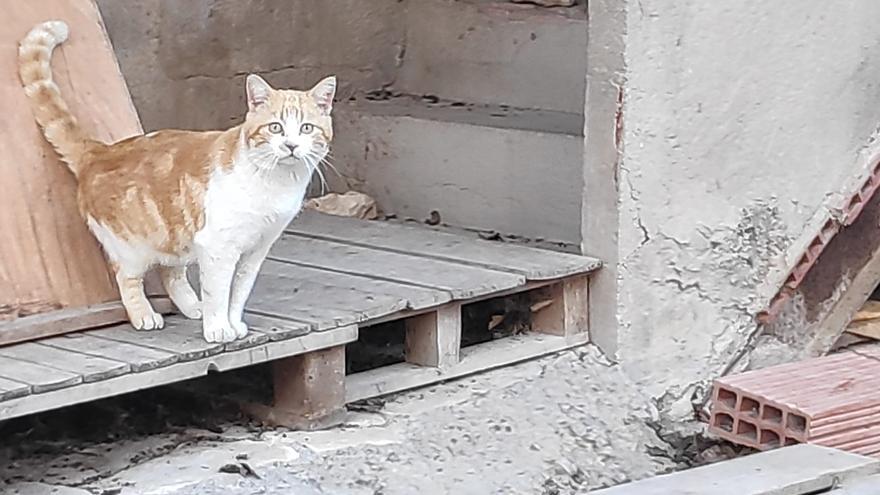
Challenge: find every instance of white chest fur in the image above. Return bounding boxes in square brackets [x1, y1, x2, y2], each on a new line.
[196, 159, 312, 252]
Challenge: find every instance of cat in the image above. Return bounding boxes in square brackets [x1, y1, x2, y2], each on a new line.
[19, 20, 335, 343]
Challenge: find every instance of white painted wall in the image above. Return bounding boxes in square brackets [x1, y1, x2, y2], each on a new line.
[585, 1, 880, 419]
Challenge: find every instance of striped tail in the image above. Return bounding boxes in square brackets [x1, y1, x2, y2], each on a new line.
[18, 21, 89, 177]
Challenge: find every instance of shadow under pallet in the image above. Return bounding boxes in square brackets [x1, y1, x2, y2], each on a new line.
[0, 212, 601, 428]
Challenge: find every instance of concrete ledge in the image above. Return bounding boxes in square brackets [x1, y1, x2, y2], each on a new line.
[396, 0, 587, 112]
[332, 99, 583, 244]
[590, 445, 880, 495]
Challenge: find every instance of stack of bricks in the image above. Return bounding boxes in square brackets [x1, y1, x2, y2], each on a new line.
[709, 346, 880, 457]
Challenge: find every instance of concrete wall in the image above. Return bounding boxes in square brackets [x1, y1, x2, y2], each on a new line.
[585, 0, 880, 421]
[97, 0, 588, 245]
[97, 0, 405, 131]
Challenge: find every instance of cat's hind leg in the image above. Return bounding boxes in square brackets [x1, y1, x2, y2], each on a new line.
[159, 265, 202, 319]
[114, 264, 164, 330]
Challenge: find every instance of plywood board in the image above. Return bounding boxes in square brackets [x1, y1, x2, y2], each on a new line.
[0, 0, 144, 340]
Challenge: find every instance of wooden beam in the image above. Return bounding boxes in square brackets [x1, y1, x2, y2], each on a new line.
[246, 345, 347, 430]
[530, 276, 589, 338]
[404, 303, 462, 368]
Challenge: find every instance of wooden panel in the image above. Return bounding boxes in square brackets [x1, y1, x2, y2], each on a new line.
[1, 0, 145, 338]
[289, 211, 602, 280]
[0, 325, 358, 420]
[0, 342, 129, 383]
[89, 317, 218, 361]
[405, 303, 462, 368]
[347, 331, 589, 403]
[0, 376, 30, 402]
[531, 276, 589, 337]
[246, 314, 312, 341]
[271, 235, 525, 299]
[246, 345, 347, 430]
[246, 260, 410, 330]
[0, 355, 82, 393]
[42, 333, 180, 372]
[0, 297, 173, 347]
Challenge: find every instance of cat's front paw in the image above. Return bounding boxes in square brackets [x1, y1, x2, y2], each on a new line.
[231, 319, 249, 339]
[130, 310, 165, 331]
[203, 321, 238, 343]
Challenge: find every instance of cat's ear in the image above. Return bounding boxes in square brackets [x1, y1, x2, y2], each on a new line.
[246, 74, 273, 111]
[310, 76, 337, 115]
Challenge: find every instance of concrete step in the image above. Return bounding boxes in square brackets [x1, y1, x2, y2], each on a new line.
[331, 95, 583, 245]
[590, 445, 880, 495]
[394, 0, 587, 113]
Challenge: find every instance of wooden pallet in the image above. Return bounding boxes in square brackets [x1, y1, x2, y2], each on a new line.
[0, 212, 601, 428]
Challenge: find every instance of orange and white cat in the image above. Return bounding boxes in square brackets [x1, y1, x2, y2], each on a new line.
[19, 21, 335, 343]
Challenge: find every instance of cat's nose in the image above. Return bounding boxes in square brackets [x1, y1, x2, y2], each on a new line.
[281, 143, 298, 155]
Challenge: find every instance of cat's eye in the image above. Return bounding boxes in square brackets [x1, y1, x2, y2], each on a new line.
[300, 123, 315, 134]
[267, 122, 284, 134]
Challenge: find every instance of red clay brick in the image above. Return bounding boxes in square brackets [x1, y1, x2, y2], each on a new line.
[708, 345, 880, 456]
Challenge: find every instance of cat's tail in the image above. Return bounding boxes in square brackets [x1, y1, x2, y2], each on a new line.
[19, 21, 89, 177]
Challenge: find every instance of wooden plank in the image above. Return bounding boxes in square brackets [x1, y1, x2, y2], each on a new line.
[0, 342, 129, 383]
[0, 376, 30, 401]
[847, 319, 880, 341]
[0, 325, 358, 420]
[853, 300, 880, 323]
[246, 345, 347, 430]
[246, 314, 312, 341]
[246, 260, 410, 330]
[289, 211, 602, 280]
[89, 316, 218, 361]
[405, 303, 462, 369]
[42, 333, 180, 372]
[0, 355, 82, 394]
[531, 276, 589, 337]
[0, 297, 174, 347]
[270, 235, 526, 299]
[347, 331, 589, 403]
[256, 262, 450, 312]
[1, 0, 145, 332]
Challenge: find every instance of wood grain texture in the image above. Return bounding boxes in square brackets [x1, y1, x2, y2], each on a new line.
[405, 303, 462, 368]
[271, 235, 526, 299]
[1, 0, 144, 339]
[289, 211, 603, 280]
[0, 354, 82, 393]
[42, 333, 180, 372]
[0, 297, 173, 347]
[0, 342, 130, 383]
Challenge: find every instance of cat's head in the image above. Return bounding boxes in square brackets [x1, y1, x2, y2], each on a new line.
[242, 74, 336, 165]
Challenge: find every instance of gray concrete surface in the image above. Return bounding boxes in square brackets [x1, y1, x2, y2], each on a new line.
[395, 0, 587, 113]
[97, 0, 405, 131]
[583, 0, 880, 425]
[0, 347, 679, 495]
[331, 98, 584, 244]
[592, 445, 880, 495]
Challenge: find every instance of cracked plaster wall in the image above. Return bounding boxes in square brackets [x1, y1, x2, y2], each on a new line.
[97, 0, 405, 132]
[605, 1, 880, 419]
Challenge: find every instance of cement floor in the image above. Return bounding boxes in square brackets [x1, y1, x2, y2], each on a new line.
[2, 346, 683, 495]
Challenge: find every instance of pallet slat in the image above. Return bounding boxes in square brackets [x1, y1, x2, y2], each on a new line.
[0, 355, 82, 394]
[0, 376, 30, 401]
[42, 333, 180, 373]
[246, 261, 410, 330]
[89, 317, 219, 361]
[271, 235, 525, 299]
[0, 342, 129, 383]
[289, 211, 602, 280]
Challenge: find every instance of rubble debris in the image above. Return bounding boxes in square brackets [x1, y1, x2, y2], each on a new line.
[304, 191, 379, 220]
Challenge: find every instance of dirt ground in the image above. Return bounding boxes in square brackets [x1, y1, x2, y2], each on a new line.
[0, 345, 744, 495]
